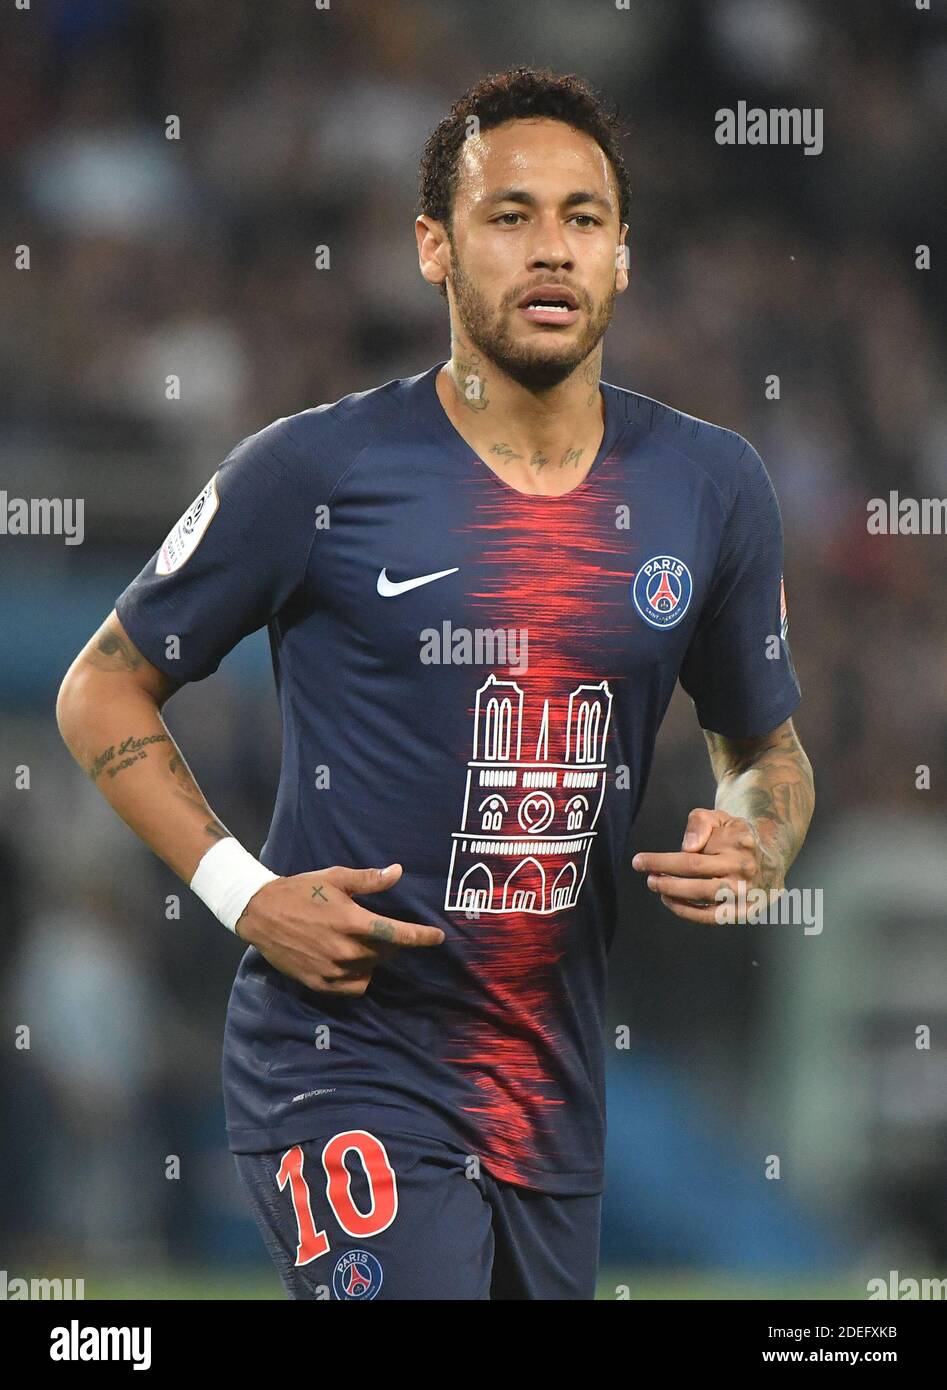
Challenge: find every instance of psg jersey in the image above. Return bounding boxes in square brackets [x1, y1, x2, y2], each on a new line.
[114, 360, 801, 1195]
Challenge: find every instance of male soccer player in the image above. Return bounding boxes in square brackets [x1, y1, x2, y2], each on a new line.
[57, 68, 814, 1300]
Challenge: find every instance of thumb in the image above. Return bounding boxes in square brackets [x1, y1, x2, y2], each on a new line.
[323, 863, 403, 896]
[681, 809, 721, 852]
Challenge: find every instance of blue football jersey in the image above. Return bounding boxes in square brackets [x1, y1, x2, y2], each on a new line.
[114, 361, 801, 1194]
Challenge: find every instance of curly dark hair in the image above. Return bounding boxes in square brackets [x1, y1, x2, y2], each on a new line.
[418, 67, 631, 293]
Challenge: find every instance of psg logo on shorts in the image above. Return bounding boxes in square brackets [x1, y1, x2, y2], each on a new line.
[332, 1249, 383, 1301]
[631, 555, 693, 630]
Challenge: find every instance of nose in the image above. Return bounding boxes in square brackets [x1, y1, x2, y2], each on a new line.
[525, 214, 575, 273]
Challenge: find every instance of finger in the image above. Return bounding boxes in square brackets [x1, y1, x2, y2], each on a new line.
[705, 826, 759, 856]
[659, 894, 721, 924]
[348, 908, 445, 948]
[646, 874, 728, 903]
[334, 977, 372, 996]
[319, 863, 404, 896]
[336, 956, 388, 978]
[335, 938, 400, 967]
[315, 973, 374, 997]
[681, 808, 722, 852]
[633, 850, 733, 878]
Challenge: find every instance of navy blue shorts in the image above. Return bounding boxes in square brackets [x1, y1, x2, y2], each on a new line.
[233, 1128, 601, 1300]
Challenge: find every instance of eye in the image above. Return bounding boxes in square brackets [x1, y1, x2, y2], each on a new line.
[570, 214, 601, 227]
[493, 212, 525, 225]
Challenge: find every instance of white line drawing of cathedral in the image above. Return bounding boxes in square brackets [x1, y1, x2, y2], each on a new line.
[444, 673, 614, 916]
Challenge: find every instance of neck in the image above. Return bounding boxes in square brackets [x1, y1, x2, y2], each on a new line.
[437, 334, 606, 491]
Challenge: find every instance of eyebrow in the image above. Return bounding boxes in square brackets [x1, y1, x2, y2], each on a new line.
[483, 187, 614, 214]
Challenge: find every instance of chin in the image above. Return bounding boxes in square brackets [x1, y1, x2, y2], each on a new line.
[504, 354, 584, 391]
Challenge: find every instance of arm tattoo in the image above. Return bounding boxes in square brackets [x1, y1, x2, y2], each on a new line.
[82, 618, 183, 703]
[89, 732, 170, 783]
[87, 628, 143, 672]
[167, 752, 229, 841]
[704, 721, 814, 889]
[168, 752, 200, 801]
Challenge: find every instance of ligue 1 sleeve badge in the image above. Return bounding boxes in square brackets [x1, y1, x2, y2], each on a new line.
[631, 555, 693, 630]
[156, 475, 219, 575]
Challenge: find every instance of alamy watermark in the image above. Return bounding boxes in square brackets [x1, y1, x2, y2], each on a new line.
[716, 101, 823, 156]
[0, 491, 84, 544]
[419, 622, 528, 675]
[714, 883, 823, 934]
[867, 493, 946, 535]
[867, 1270, 947, 1300]
[1, 1269, 85, 1299]
[50, 1320, 151, 1370]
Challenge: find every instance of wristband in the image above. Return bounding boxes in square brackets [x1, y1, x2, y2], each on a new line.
[190, 837, 278, 932]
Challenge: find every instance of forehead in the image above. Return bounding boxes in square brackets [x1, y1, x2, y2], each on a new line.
[455, 117, 616, 207]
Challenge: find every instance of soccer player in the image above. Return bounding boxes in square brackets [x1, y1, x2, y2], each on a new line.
[56, 68, 814, 1300]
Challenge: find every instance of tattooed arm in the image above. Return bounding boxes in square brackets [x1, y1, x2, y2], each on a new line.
[702, 719, 814, 891]
[632, 718, 814, 922]
[56, 610, 233, 882]
[57, 610, 444, 988]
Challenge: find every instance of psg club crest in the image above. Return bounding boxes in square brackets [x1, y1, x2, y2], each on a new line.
[631, 555, 693, 630]
[332, 1249, 383, 1301]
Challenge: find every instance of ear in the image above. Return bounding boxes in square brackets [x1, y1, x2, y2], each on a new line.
[615, 223, 630, 293]
[416, 216, 451, 290]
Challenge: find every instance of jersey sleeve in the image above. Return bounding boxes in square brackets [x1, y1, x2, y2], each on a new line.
[114, 421, 317, 684]
[678, 441, 801, 738]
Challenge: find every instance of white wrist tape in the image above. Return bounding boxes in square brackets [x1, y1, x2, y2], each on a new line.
[190, 837, 278, 932]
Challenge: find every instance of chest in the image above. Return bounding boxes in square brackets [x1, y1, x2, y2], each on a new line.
[303, 452, 724, 687]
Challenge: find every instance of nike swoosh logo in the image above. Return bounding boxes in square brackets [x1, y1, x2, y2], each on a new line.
[376, 566, 459, 597]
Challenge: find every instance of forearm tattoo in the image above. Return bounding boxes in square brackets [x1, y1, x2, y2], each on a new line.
[167, 752, 229, 842]
[705, 723, 814, 887]
[89, 732, 170, 782]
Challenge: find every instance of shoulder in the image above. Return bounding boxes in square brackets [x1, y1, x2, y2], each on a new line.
[603, 381, 770, 507]
[222, 373, 414, 498]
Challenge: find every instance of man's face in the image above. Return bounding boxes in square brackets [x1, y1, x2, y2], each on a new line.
[439, 117, 628, 391]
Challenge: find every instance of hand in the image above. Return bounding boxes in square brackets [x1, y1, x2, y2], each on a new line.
[632, 808, 783, 924]
[234, 862, 444, 994]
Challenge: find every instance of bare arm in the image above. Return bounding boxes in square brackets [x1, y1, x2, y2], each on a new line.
[703, 717, 815, 890]
[56, 610, 230, 883]
[632, 717, 814, 922]
[56, 612, 443, 986]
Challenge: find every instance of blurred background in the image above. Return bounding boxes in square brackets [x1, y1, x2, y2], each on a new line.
[2, 0, 946, 1299]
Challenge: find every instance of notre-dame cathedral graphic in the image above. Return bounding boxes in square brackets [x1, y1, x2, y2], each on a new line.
[444, 673, 614, 916]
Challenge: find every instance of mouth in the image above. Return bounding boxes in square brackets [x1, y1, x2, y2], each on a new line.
[516, 284, 581, 327]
